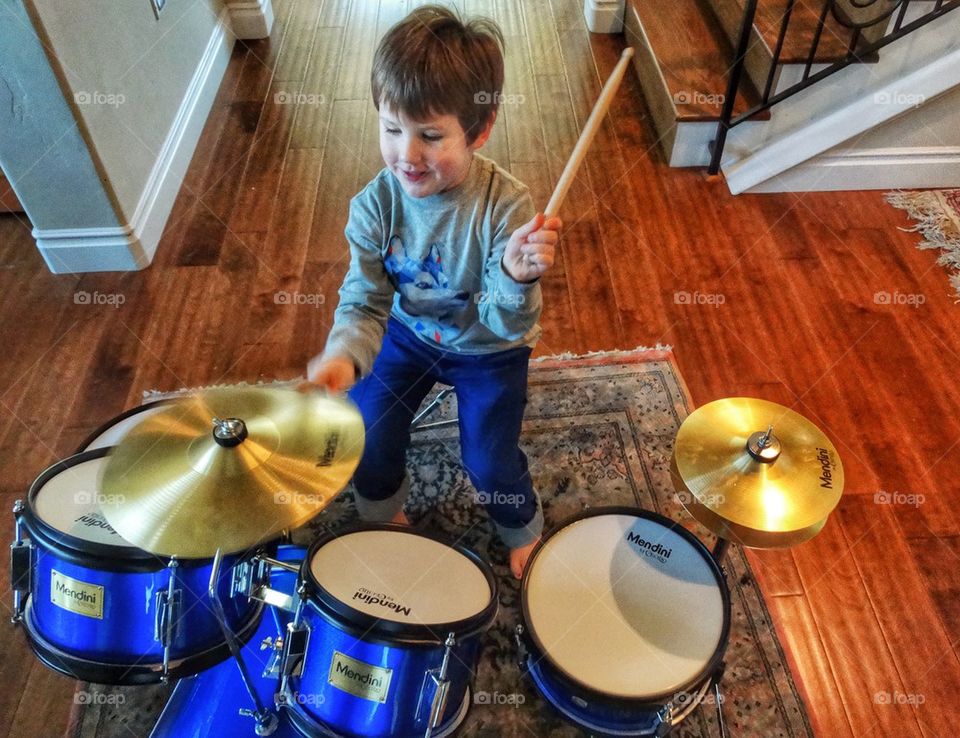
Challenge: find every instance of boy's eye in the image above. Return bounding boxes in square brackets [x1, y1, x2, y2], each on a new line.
[385, 128, 401, 135]
[422, 133, 443, 142]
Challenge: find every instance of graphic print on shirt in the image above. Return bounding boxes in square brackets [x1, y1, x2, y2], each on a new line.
[384, 235, 470, 343]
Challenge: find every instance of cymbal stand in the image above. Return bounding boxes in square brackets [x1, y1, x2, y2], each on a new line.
[209, 549, 278, 736]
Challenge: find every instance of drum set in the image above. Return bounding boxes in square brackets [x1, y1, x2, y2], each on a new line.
[9, 387, 844, 737]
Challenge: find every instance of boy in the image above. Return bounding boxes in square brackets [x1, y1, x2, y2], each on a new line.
[306, 5, 562, 579]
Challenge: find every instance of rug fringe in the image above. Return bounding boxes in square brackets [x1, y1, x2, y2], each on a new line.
[532, 345, 672, 362]
[142, 378, 295, 401]
[886, 189, 960, 301]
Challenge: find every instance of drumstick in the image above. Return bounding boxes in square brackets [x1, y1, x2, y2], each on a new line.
[544, 47, 635, 218]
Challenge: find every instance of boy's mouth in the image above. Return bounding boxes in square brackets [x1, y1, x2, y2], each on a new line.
[400, 169, 428, 184]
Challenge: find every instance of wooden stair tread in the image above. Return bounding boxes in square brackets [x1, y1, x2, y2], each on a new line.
[626, 0, 770, 122]
[749, 0, 875, 65]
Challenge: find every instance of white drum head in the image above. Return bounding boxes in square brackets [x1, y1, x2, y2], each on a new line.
[309, 529, 492, 626]
[82, 403, 169, 451]
[33, 455, 133, 548]
[524, 513, 726, 700]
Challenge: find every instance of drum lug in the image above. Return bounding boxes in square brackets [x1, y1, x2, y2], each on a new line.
[156, 560, 182, 682]
[422, 632, 456, 737]
[278, 621, 310, 681]
[9, 502, 31, 623]
[656, 704, 674, 736]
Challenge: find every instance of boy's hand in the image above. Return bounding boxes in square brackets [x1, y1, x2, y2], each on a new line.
[301, 354, 356, 393]
[502, 213, 562, 284]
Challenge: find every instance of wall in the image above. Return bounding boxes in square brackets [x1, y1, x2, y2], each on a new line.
[27, 0, 225, 223]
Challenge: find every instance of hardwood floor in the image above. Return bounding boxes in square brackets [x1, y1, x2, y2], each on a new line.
[1, 1, 959, 736]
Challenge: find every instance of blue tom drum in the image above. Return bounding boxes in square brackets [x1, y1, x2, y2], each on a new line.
[518, 507, 731, 736]
[279, 524, 498, 738]
[10, 448, 265, 684]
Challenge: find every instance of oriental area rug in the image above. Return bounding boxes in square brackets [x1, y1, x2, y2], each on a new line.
[886, 189, 960, 300]
[67, 349, 813, 738]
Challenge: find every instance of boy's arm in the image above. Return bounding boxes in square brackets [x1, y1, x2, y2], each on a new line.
[318, 196, 395, 378]
[477, 190, 544, 341]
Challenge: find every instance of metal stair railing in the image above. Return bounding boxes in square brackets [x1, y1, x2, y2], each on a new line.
[708, 0, 960, 174]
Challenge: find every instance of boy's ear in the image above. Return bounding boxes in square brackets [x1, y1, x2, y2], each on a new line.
[469, 112, 497, 150]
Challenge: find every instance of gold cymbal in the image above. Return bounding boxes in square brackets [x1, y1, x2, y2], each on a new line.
[671, 397, 843, 549]
[100, 387, 365, 558]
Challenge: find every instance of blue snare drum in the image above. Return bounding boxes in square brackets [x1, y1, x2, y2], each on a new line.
[279, 525, 498, 738]
[518, 508, 730, 737]
[10, 449, 265, 684]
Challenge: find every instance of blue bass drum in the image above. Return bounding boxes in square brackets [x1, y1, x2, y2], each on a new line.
[10, 449, 265, 684]
[280, 524, 498, 738]
[518, 508, 731, 736]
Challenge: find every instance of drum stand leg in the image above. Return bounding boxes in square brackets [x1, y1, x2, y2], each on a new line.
[712, 537, 731, 564]
[714, 681, 727, 738]
[411, 388, 457, 432]
[209, 550, 278, 736]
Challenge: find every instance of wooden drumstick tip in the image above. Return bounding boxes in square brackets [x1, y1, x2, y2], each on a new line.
[621, 47, 635, 60]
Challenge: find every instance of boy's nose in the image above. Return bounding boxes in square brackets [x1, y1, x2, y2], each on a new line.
[400, 137, 422, 165]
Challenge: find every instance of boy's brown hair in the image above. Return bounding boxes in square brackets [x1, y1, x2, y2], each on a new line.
[371, 4, 505, 144]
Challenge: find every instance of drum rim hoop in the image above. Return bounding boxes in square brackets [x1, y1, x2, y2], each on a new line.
[74, 399, 174, 454]
[21, 449, 257, 571]
[302, 523, 499, 643]
[519, 505, 731, 704]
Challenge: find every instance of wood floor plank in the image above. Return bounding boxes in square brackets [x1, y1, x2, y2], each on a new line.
[792, 502, 925, 737]
[764, 594, 856, 738]
[307, 99, 369, 264]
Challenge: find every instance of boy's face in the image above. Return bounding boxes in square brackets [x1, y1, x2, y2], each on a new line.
[379, 101, 492, 198]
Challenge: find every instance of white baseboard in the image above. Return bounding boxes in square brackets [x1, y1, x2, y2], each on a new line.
[747, 146, 960, 192]
[584, 0, 624, 34]
[226, 0, 275, 40]
[35, 8, 235, 273]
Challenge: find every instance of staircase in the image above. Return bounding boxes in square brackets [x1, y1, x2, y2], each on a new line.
[622, 0, 960, 192]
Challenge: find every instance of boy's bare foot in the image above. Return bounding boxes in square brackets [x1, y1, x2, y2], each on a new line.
[390, 509, 411, 526]
[509, 537, 540, 580]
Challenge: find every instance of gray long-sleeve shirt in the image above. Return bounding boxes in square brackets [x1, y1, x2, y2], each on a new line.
[321, 154, 541, 376]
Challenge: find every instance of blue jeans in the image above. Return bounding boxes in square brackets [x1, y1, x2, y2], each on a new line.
[347, 318, 543, 548]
